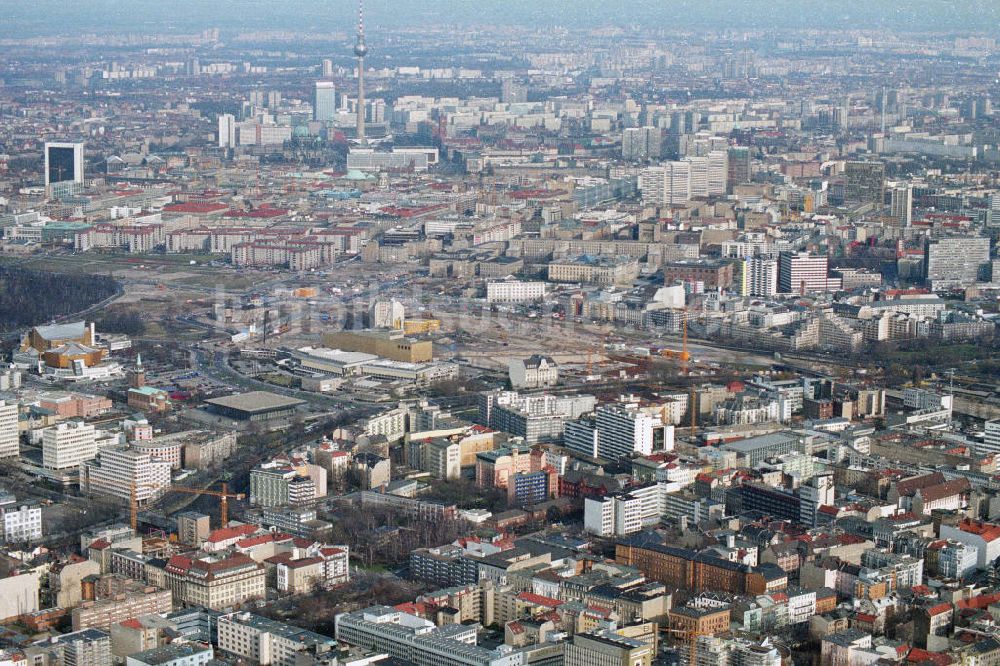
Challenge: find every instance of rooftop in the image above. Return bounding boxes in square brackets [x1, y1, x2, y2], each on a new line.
[33, 321, 87, 341]
[205, 391, 305, 413]
[127, 643, 213, 665]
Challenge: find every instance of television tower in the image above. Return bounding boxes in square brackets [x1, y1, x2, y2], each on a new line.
[354, 0, 368, 145]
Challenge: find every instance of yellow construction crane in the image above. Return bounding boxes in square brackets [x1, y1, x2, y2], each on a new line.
[130, 481, 245, 532]
[170, 482, 245, 528]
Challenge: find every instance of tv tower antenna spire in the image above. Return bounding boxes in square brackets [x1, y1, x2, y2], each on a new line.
[354, 0, 368, 146]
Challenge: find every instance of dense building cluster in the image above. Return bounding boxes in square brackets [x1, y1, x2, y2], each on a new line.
[2, 2, 1000, 665]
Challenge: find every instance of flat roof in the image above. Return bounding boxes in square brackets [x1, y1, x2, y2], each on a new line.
[722, 431, 799, 453]
[205, 391, 305, 414]
[296, 346, 377, 365]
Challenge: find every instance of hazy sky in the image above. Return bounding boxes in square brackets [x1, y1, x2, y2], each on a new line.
[5, 0, 998, 36]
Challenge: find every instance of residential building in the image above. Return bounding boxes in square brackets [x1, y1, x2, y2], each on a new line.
[126, 643, 214, 666]
[370, 298, 405, 330]
[924, 236, 991, 289]
[844, 160, 886, 205]
[1, 503, 42, 543]
[217, 612, 337, 666]
[747, 256, 778, 297]
[478, 391, 596, 445]
[42, 421, 99, 471]
[72, 585, 174, 631]
[31, 628, 111, 666]
[889, 184, 912, 226]
[0, 402, 17, 459]
[486, 280, 546, 304]
[250, 462, 317, 507]
[639, 162, 691, 206]
[176, 512, 211, 547]
[623, 127, 663, 161]
[778, 252, 830, 294]
[0, 571, 40, 621]
[564, 631, 653, 666]
[940, 519, 1000, 568]
[80, 447, 172, 505]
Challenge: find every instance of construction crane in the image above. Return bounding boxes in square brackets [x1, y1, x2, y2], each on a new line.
[130, 482, 245, 533]
[170, 482, 245, 528]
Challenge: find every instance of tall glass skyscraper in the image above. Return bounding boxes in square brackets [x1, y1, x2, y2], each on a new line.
[313, 81, 336, 122]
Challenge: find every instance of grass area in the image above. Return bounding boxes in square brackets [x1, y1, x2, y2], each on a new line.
[0, 251, 264, 292]
[881, 344, 987, 366]
[1, 252, 226, 276]
[175, 273, 261, 290]
[141, 322, 170, 339]
[353, 562, 393, 574]
[259, 372, 298, 388]
[141, 253, 227, 265]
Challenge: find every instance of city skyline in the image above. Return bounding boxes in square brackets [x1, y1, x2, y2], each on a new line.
[5, 0, 1000, 35]
[1, 1, 1000, 664]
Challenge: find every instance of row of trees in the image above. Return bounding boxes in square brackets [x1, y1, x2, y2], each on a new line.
[0, 266, 118, 333]
[93, 306, 147, 337]
[322, 503, 473, 568]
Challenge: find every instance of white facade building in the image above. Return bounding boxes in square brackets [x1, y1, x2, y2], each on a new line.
[1, 504, 42, 543]
[0, 402, 17, 459]
[370, 298, 405, 330]
[218, 612, 337, 666]
[748, 257, 779, 297]
[584, 484, 665, 537]
[80, 447, 172, 505]
[595, 403, 667, 458]
[639, 162, 691, 206]
[486, 280, 546, 303]
[982, 419, 1000, 456]
[42, 421, 98, 470]
[509, 355, 559, 389]
[218, 114, 236, 149]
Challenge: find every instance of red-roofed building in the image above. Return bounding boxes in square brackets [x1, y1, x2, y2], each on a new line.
[957, 591, 1000, 611]
[234, 532, 295, 562]
[495, 590, 562, 625]
[165, 552, 265, 610]
[203, 524, 260, 552]
[515, 592, 562, 608]
[162, 202, 229, 217]
[224, 207, 289, 219]
[907, 648, 954, 666]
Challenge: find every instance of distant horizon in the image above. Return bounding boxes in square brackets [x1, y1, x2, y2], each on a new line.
[4, 0, 1000, 37]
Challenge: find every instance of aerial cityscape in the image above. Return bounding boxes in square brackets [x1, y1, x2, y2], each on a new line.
[1, 1, 1000, 664]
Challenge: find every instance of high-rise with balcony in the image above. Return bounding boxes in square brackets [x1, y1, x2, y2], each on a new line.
[0, 401, 17, 459]
[924, 236, 990, 290]
[778, 252, 829, 294]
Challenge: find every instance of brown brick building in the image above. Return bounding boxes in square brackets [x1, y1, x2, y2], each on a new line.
[616, 540, 785, 596]
[668, 605, 731, 638]
[662, 260, 734, 289]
